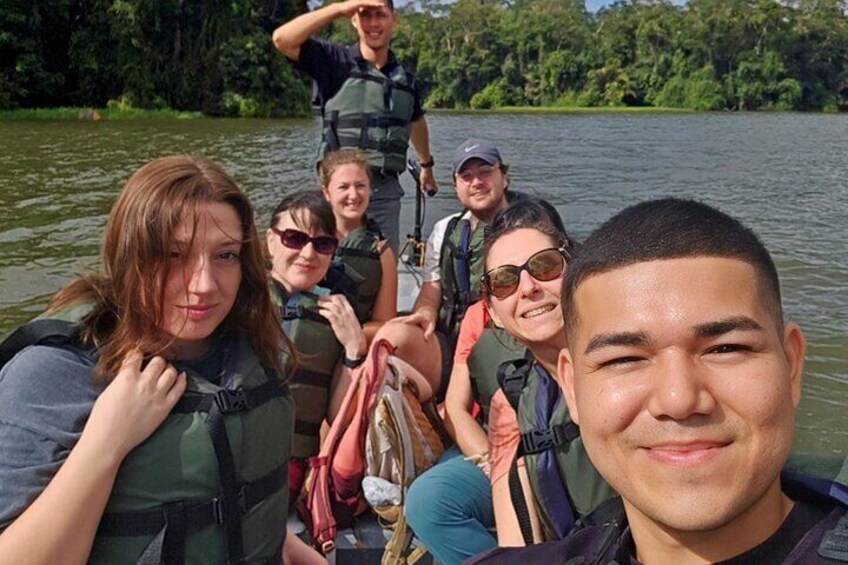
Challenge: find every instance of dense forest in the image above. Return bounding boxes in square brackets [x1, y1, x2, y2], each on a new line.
[3, 0, 848, 114]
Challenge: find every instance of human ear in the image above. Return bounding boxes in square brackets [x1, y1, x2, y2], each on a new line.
[486, 298, 503, 328]
[782, 321, 806, 408]
[557, 348, 579, 425]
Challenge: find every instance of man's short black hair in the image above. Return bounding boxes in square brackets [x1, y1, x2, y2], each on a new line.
[561, 198, 783, 336]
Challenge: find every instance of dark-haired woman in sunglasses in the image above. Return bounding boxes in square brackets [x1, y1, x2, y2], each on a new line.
[474, 200, 615, 552]
[266, 192, 366, 530]
[402, 198, 574, 563]
[481, 201, 575, 547]
[319, 148, 398, 340]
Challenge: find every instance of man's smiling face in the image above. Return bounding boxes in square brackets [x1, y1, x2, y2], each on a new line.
[558, 256, 805, 534]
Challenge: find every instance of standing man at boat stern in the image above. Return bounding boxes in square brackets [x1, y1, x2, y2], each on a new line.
[272, 0, 438, 255]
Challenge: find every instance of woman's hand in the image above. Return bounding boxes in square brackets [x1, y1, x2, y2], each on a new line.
[86, 351, 186, 463]
[317, 294, 367, 361]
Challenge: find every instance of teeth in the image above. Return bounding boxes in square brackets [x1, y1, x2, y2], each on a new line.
[522, 304, 555, 318]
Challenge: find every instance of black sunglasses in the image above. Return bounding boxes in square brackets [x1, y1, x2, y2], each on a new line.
[271, 227, 338, 255]
[482, 247, 570, 299]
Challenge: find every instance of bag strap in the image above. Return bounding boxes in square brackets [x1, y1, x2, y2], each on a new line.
[303, 339, 394, 554]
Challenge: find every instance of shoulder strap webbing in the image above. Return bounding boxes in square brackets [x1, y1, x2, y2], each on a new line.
[347, 68, 416, 96]
[497, 351, 534, 414]
[529, 366, 576, 539]
[321, 262, 361, 306]
[0, 318, 85, 367]
[365, 217, 384, 240]
[508, 459, 535, 546]
[206, 401, 245, 563]
[451, 219, 473, 308]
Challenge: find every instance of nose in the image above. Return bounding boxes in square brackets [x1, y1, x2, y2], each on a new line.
[647, 353, 716, 421]
[517, 268, 541, 298]
[187, 256, 217, 295]
[299, 241, 318, 259]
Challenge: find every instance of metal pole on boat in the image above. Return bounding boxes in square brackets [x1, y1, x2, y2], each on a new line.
[406, 158, 426, 266]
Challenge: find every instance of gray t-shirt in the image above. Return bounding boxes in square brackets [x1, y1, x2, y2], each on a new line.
[0, 345, 100, 530]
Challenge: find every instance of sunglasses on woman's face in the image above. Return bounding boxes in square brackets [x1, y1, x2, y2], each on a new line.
[271, 227, 338, 255]
[482, 247, 570, 299]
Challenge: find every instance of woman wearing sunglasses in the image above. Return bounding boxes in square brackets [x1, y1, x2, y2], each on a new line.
[319, 149, 398, 336]
[480, 200, 614, 548]
[0, 156, 293, 564]
[404, 199, 570, 563]
[266, 191, 367, 508]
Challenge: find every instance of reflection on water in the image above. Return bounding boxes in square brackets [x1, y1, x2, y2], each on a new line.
[1, 113, 846, 455]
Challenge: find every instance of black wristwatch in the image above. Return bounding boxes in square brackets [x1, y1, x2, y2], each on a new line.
[420, 156, 435, 168]
[342, 354, 366, 368]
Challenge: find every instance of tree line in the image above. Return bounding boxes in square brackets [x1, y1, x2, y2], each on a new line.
[3, 0, 848, 114]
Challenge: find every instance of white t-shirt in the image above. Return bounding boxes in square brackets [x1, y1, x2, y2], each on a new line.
[421, 211, 472, 283]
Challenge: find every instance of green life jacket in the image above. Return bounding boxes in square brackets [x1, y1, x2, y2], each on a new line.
[271, 278, 345, 460]
[319, 57, 416, 175]
[0, 312, 293, 565]
[466, 326, 525, 423]
[499, 357, 616, 543]
[437, 215, 487, 342]
[334, 219, 384, 325]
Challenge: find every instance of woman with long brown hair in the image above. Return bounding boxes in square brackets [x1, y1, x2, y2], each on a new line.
[0, 156, 294, 564]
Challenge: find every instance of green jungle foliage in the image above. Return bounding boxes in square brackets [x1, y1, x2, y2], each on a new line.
[2, 0, 847, 113]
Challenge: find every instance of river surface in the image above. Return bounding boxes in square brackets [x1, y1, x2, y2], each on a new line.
[1, 112, 846, 455]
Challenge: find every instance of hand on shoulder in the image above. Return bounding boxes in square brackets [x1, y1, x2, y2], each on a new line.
[85, 351, 186, 463]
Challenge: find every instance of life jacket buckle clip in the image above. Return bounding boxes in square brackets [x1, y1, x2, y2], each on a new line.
[522, 426, 559, 455]
[283, 303, 304, 320]
[215, 388, 249, 414]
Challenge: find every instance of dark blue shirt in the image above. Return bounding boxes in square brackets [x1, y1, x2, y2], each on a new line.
[292, 38, 425, 121]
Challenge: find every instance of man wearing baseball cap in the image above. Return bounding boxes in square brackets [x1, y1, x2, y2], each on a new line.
[371, 136, 512, 405]
[368, 137, 512, 562]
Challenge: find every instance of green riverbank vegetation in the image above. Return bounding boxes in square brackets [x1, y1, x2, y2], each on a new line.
[0, 105, 202, 121]
[3, 0, 847, 116]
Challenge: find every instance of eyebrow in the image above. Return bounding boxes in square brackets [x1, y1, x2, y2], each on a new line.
[171, 236, 243, 247]
[585, 331, 651, 355]
[695, 316, 764, 338]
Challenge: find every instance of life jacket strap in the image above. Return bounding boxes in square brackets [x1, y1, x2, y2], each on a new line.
[326, 110, 342, 151]
[206, 398, 246, 564]
[521, 422, 580, 455]
[173, 380, 285, 415]
[323, 115, 409, 130]
[0, 318, 89, 367]
[508, 460, 535, 546]
[497, 354, 534, 413]
[97, 464, 287, 536]
[346, 67, 416, 96]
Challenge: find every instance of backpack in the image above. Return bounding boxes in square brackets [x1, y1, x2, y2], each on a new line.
[298, 339, 447, 562]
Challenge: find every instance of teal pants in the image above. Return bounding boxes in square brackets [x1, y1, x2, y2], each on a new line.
[406, 445, 496, 565]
